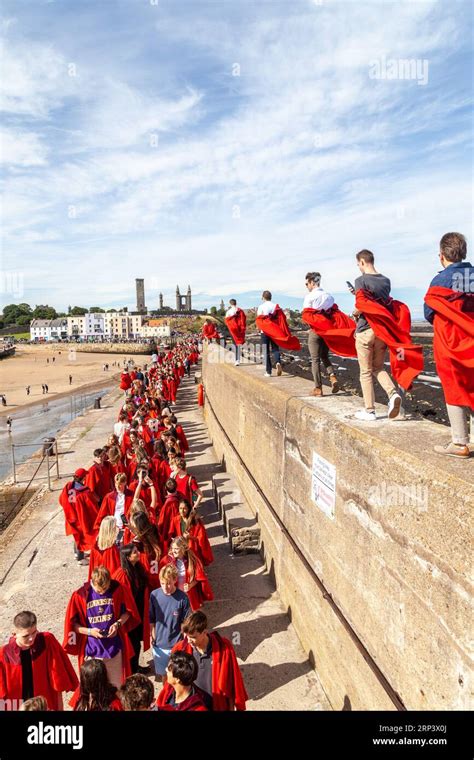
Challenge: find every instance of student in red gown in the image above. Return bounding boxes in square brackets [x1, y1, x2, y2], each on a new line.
[159, 537, 213, 611]
[63, 566, 139, 689]
[172, 611, 248, 711]
[156, 651, 208, 711]
[85, 448, 113, 506]
[93, 473, 135, 533]
[73, 658, 123, 711]
[171, 498, 214, 566]
[424, 232, 473, 457]
[59, 468, 99, 562]
[88, 516, 121, 580]
[172, 458, 203, 509]
[113, 544, 152, 674]
[0, 610, 78, 710]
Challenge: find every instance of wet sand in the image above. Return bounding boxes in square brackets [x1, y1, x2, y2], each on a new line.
[0, 345, 141, 415]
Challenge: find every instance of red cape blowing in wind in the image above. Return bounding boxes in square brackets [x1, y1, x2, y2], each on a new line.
[302, 305, 357, 357]
[225, 309, 247, 345]
[355, 290, 423, 389]
[202, 322, 220, 341]
[256, 305, 301, 351]
[424, 286, 474, 409]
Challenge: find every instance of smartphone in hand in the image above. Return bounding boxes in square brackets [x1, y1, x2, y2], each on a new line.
[346, 281, 355, 294]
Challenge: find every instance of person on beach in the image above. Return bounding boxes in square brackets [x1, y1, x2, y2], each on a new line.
[0, 610, 78, 710]
[6, 416, 12, 433]
[424, 232, 473, 458]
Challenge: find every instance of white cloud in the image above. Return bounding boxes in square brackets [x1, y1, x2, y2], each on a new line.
[0, 128, 48, 166]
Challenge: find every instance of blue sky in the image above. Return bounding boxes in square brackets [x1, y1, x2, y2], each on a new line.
[1, 0, 472, 318]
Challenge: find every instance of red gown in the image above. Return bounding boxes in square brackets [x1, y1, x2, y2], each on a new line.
[157, 494, 180, 550]
[63, 580, 139, 682]
[156, 683, 208, 711]
[85, 463, 113, 505]
[256, 305, 301, 350]
[355, 290, 424, 390]
[225, 308, 247, 345]
[424, 286, 474, 408]
[172, 632, 248, 711]
[202, 323, 220, 341]
[0, 632, 78, 710]
[88, 543, 121, 580]
[158, 554, 213, 610]
[59, 481, 98, 551]
[170, 515, 214, 566]
[302, 305, 357, 357]
[93, 489, 135, 533]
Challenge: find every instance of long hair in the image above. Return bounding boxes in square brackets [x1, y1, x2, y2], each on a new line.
[169, 536, 198, 583]
[130, 511, 161, 563]
[75, 659, 117, 712]
[119, 543, 147, 591]
[178, 498, 198, 532]
[97, 516, 118, 551]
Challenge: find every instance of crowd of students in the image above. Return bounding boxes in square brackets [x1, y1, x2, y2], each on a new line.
[0, 337, 248, 712]
[215, 232, 473, 459]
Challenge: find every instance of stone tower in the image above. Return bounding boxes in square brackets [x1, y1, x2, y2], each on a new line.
[159, 293, 164, 310]
[136, 278, 146, 312]
[186, 285, 192, 311]
[176, 285, 181, 312]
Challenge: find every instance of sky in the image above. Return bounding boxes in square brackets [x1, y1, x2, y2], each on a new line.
[1, 0, 472, 318]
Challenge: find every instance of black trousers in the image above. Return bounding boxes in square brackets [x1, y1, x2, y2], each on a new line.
[308, 330, 334, 388]
[128, 624, 143, 673]
[261, 333, 281, 374]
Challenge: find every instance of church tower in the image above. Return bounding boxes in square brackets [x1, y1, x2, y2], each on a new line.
[186, 285, 192, 311]
[176, 285, 181, 312]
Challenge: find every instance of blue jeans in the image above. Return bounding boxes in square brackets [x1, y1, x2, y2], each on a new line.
[261, 333, 280, 374]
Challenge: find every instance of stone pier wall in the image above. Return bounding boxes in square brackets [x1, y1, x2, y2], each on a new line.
[202, 345, 473, 711]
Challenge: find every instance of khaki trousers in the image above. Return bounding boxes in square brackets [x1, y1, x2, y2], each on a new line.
[85, 650, 123, 688]
[355, 328, 396, 410]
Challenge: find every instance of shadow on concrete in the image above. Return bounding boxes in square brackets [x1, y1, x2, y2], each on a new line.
[239, 660, 315, 702]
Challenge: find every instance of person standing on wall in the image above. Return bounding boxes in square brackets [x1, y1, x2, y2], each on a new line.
[303, 272, 340, 397]
[257, 291, 282, 377]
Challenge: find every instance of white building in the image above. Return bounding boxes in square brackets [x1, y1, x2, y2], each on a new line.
[67, 313, 105, 338]
[142, 323, 171, 338]
[30, 319, 53, 341]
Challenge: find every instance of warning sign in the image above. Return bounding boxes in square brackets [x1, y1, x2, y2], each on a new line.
[311, 452, 336, 520]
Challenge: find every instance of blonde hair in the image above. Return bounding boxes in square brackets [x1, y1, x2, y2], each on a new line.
[97, 516, 118, 551]
[20, 696, 48, 711]
[130, 498, 146, 516]
[170, 536, 197, 582]
[91, 565, 111, 590]
[159, 563, 178, 581]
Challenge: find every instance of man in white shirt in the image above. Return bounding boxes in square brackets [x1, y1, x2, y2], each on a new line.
[226, 299, 242, 365]
[304, 272, 339, 396]
[257, 291, 282, 377]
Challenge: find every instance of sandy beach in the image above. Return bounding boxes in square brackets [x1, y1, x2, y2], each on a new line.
[0, 344, 148, 414]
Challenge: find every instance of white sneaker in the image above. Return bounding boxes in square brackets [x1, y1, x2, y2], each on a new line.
[264, 372, 271, 377]
[354, 409, 376, 421]
[234, 361, 240, 366]
[388, 393, 402, 419]
[276, 362, 282, 376]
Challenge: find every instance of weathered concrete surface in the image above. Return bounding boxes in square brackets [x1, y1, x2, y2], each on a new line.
[0, 373, 330, 711]
[202, 344, 474, 711]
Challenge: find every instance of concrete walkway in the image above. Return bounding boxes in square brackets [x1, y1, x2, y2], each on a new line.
[0, 371, 331, 710]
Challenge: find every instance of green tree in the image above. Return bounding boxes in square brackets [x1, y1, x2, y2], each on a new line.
[17, 314, 32, 326]
[33, 305, 57, 319]
[210, 306, 217, 316]
[89, 307, 105, 313]
[2, 303, 32, 323]
[70, 306, 88, 315]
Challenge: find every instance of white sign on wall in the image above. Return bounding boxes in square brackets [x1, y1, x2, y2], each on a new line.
[311, 452, 336, 520]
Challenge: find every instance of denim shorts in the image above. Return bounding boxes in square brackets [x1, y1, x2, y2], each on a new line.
[152, 645, 172, 676]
